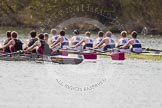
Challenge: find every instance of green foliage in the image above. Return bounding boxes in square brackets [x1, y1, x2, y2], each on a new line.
[0, 0, 162, 33]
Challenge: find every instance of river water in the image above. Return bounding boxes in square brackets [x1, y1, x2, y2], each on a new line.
[0, 28, 162, 108]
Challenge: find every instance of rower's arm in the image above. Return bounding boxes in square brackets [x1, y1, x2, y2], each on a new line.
[70, 37, 74, 46]
[51, 38, 61, 48]
[94, 39, 105, 49]
[121, 41, 131, 49]
[49, 38, 53, 46]
[116, 40, 120, 47]
[94, 39, 98, 47]
[26, 42, 38, 51]
[0, 40, 13, 49]
[75, 38, 85, 47]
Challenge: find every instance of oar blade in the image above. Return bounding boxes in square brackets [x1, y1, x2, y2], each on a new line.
[83, 53, 97, 59]
[111, 52, 125, 60]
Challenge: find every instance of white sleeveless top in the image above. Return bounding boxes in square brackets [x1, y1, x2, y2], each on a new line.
[84, 36, 93, 49]
[52, 35, 59, 42]
[108, 38, 115, 45]
[72, 36, 83, 51]
[96, 37, 104, 44]
[118, 38, 129, 46]
[61, 36, 69, 48]
[103, 38, 115, 51]
[132, 39, 142, 53]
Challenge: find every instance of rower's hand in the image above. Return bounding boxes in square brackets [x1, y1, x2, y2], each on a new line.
[23, 49, 28, 53]
[93, 47, 98, 49]
[120, 46, 124, 49]
[71, 46, 76, 48]
[50, 45, 54, 49]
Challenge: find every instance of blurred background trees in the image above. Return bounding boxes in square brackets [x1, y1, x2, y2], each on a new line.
[0, 0, 162, 34]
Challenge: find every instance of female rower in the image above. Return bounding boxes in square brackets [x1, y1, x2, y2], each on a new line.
[23, 31, 38, 52]
[3, 31, 12, 52]
[49, 29, 59, 46]
[94, 31, 104, 47]
[94, 31, 115, 51]
[116, 31, 129, 47]
[120, 31, 142, 53]
[0, 31, 23, 52]
[25, 34, 51, 55]
[51, 30, 69, 49]
[71, 29, 83, 51]
[28, 31, 38, 47]
[44, 33, 49, 43]
[74, 31, 93, 49]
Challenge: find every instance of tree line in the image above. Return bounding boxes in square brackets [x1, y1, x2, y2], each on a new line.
[0, 0, 162, 34]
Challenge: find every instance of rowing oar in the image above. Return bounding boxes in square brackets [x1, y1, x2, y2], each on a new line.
[84, 47, 126, 60]
[56, 49, 125, 60]
[0, 50, 24, 57]
[83, 52, 125, 60]
[143, 48, 162, 52]
[96, 52, 125, 60]
[143, 48, 162, 54]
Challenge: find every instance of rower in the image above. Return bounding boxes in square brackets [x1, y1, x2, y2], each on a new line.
[94, 31, 104, 47]
[94, 31, 115, 51]
[74, 31, 93, 49]
[71, 29, 83, 51]
[51, 30, 69, 49]
[28, 31, 38, 47]
[3, 31, 12, 52]
[25, 34, 51, 55]
[116, 31, 129, 47]
[23, 31, 38, 52]
[0, 31, 23, 52]
[49, 29, 59, 47]
[44, 33, 49, 43]
[120, 31, 142, 53]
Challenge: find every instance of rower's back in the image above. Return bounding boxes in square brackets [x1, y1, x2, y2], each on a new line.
[72, 29, 83, 51]
[11, 31, 23, 52]
[28, 31, 38, 47]
[4, 31, 12, 52]
[37, 34, 51, 56]
[60, 31, 69, 48]
[131, 31, 142, 53]
[51, 29, 59, 43]
[117, 31, 129, 47]
[103, 31, 115, 51]
[14, 39, 23, 51]
[83, 31, 93, 49]
[95, 31, 104, 45]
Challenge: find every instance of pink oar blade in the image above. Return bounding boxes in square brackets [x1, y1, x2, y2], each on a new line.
[110, 52, 125, 60]
[83, 53, 97, 59]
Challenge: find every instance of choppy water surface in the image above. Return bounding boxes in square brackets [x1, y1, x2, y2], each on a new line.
[0, 59, 162, 108]
[0, 28, 162, 108]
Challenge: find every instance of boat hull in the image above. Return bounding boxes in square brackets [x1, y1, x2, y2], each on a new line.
[0, 54, 83, 64]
